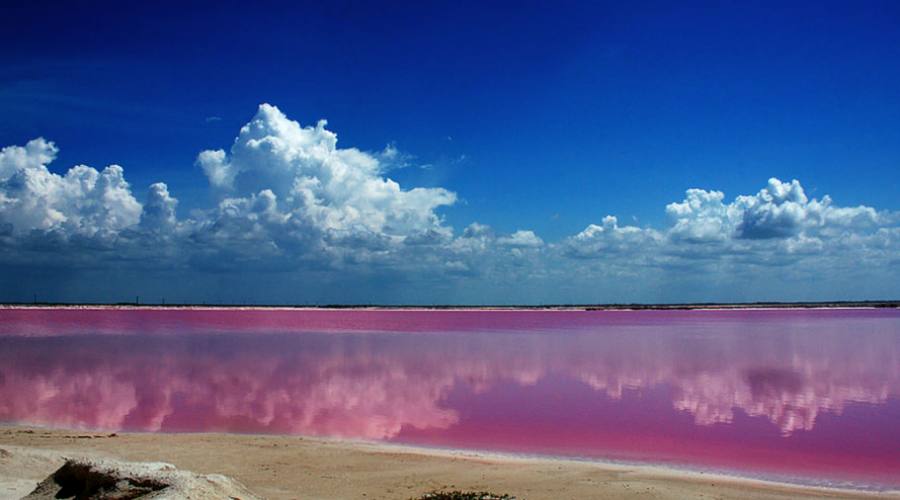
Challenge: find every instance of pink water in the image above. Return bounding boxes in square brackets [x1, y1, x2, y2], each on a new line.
[1, 308, 899, 488]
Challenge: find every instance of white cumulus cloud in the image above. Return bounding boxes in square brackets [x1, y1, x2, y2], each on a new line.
[0, 138, 142, 237]
[195, 104, 456, 246]
[0, 105, 898, 304]
[140, 182, 178, 233]
[662, 178, 882, 243]
[498, 230, 544, 248]
[564, 215, 660, 259]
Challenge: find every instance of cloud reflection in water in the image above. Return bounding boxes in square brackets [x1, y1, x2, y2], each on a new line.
[0, 309, 898, 484]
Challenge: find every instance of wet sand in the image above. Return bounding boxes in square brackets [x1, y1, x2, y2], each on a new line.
[1, 426, 897, 499]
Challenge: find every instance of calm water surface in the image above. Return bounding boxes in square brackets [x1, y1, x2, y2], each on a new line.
[1, 308, 899, 488]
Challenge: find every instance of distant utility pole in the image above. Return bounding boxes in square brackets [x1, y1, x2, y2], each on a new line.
[136, 295, 140, 305]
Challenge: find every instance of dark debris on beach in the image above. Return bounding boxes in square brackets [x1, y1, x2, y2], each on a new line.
[415, 491, 515, 500]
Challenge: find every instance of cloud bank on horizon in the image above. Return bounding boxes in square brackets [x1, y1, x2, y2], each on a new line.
[1, 104, 898, 304]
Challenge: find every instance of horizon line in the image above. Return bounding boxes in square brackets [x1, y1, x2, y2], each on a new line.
[3, 300, 898, 311]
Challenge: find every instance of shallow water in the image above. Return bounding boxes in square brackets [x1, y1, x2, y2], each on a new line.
[1, 308, 898, 487]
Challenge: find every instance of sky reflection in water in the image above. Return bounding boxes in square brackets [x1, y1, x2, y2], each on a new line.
[0, 308, 898, 486]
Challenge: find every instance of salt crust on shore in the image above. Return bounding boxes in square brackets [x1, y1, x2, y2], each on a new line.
[22, 454, 259, 499]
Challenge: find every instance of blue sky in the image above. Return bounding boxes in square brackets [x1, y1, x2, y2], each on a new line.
[1, 1, 899, 304]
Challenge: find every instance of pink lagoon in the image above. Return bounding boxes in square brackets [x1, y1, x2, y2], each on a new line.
[1, 307, 899, 490]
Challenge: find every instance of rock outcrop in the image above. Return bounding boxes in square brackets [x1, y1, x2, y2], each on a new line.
[24, 457, 260, 500]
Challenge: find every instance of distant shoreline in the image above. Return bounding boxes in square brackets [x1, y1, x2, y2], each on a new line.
[1, 300, 897, 311]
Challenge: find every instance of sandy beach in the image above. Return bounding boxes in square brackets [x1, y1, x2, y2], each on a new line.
[1, 426, 896, 500]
